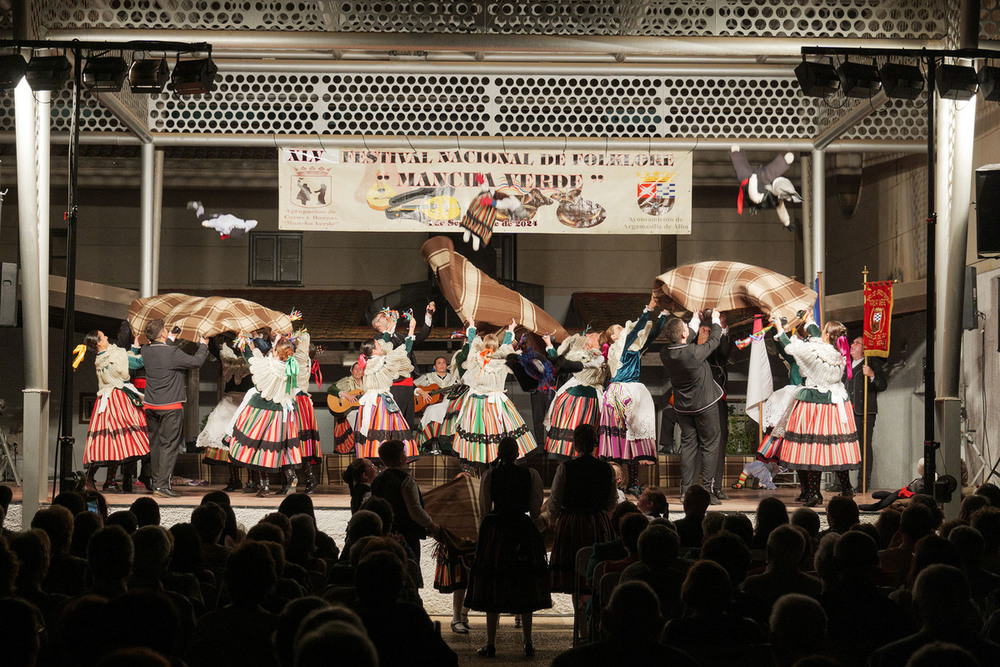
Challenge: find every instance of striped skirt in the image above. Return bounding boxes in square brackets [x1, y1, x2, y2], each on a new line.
[197, 392, 244, 464]
[778, 400, 861, 471]
[332, 415, 355, 454]
[545, 390, 600, 458]
[355, 394, 417, 460]
[437, 387, 470, 439]
[228, 404, 302, 471]
[453, 392, 537, 464]
[465, 513, 552, 613]
[295, 392, 322, 461]
[433, 541, 474, 593]
[548, 510, 616, 594]
[757, 433, 783, 462]
[202, 445, 231, 465]
[597, 382, 657, 462]
[84, 388, 151, 466]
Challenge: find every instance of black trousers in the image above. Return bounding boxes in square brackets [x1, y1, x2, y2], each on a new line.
[390, 384, 417, 438]
[856, 412, 877, 488]
[145, 408, 185, 491]
[678, 403, 723, 493]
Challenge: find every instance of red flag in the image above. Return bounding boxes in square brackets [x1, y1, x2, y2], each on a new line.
[863, 281, 893, 357]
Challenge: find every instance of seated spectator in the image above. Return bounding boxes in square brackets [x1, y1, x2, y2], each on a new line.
[674, 485, 712, 551]
[791, 507, 821, 548]
[0, 536, 16, 596]
[294, 620, 378, 667]
[273, 596, 330, 667]
[551, 581, 699, 666]
[870, 564, 1000, 667]
[278, 493, 339, 562]
[724, 512, 755, 548]
[948, 525, 1000, 607]
[821, 495, 859, 537]
[880, 502, 937, 587]
[751, 497, 790, 553]
[620, 523, 685, 618]
[958, 494, 990, 523]
[105, 510, 138, 535]
[354, 551, 458, 667]
[636, 487, 668, 518]
[874, 507, 903, 550]
[972, 506, 1000, 575]
[200, 491, 243, 547]
[661, 560, 765, 664]
[0, 596, 44, 667]
[129, 497, 161, 528]
[246, 522, 306, 611]
[889, 534, 961, 618]
[770, 593, 828, 667]
[101, 590, 182, 660]
[339, 510, 383, 564]
[32, 505, 87, 597]
[70, 511, 103, 560]
[53, 490, 88, 518]
[287, 514, 327, 594]
[905, 641, 980, 667]
[741, 524, 822, 620]
[86, 526, 134, 599]
[55, 595, 108, 667]
[585, 501, 643, 584]
[191, 503, 232, 578]
[186, 541, 281, 667]
[702, 511, 726, 540]
[0, 484, 13, 537]
[261, 512, 293, 545]
[976, 482, 1000, 508]
[129, 526, 198, 637]
[9, 529, 68, 629]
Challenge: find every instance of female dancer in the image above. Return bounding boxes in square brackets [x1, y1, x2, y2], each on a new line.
[75, 330, 149, 493]
[227, 335, 302, 496]
[775, 315, 861, 506]
[465, 437, 551, 658]
[598, 296, 668, 493]
[542, 332, 608, 459]
[290, 331, 321, 494]
[198, 336, 254, 491]
[452, 319, 537, 466]
[355, 315, 419, 460]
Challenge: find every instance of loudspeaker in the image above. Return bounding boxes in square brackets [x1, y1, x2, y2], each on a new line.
[0, 263, 16, 327]
[963, 265, 978, 330]
[976, 166, 1000, 257]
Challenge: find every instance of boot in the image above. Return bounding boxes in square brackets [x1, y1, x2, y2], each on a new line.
[103, 464, 121, 493]
[85, 466, 98, 493]
[278, 468, 297, 495]
[256, 470, 271, 497]
[242, 469, 260, 494]
[302, 463, 317, 495]
[223, 464, 242, 492]
[121, 468, 134, 493]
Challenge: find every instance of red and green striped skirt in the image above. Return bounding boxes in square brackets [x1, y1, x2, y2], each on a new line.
[778, 400, 861, 471]
[355, 394, 418, 460]
[84, 388, 150, 466]
[453, 392, 537, 464]
[202, 445, 231, 465]
[228, 404, 302, 471]
[332, 415, 355, 454]
[544, 390, 600, 458]
[295, 392, 322, 462]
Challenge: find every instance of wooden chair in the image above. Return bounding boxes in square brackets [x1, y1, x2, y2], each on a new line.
[572, 546, 593, 646]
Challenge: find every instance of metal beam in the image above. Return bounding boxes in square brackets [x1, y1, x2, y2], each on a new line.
[813, 91, 890, 151]
[95, 92, 152, 144]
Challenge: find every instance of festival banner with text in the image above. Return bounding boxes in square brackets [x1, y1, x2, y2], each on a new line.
[277, 147, 692, 234]
[863, 281, 893, 358]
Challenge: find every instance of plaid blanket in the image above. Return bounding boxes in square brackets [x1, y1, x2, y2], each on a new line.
[653, 261, 816, 318]
[129, 293, 294, 343]
[423, 472, 482, 542]
[421, 236, 569, 342]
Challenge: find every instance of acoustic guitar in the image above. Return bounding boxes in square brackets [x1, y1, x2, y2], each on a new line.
[414, 383, 460, 413]
[366, 170, 396, 211]
[326, 389, 364, 414]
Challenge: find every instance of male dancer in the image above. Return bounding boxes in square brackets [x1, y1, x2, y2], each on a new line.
[372, 302, 435, 438]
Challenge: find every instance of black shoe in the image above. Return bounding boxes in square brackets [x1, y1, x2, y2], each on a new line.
[121, 476, 134, 494]
[477, 645, 496, 658]
[840, 487, 855, 499]
[714, 489, 730, 501]
[804, 493, 823, 508]
[708, 494, 722, 506]
[153, 488, 180, 498]
[524, 642, 535, 657]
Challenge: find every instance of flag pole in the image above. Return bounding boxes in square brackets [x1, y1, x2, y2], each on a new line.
[862, 266, 869, 496]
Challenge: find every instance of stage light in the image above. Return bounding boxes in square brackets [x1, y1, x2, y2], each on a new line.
[82, 56, 128, 92]
[170, 56, 217, 95]
[25, 54, 72, 91]
[795, 59, 841, 97]
[0, 53, 28, 90]
[128, 57, 169, 94]
[837, 60, 881, 98]
[979, 64, 1000, 102]
[879, 62, 925, 100]
[936, 63, 978, 101]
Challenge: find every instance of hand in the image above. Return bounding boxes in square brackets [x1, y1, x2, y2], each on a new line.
[344, 394, 359, 405]
[542, 334, 553, 348]
[408, 318, 417, 336]
[647, 295, 658, 310]
[508, 318, 517, 333]
[426, 301, 436, 314]
[711, 309, 722, 324]
[862, 365, 875, 379]
[200, 337, 209, 345]
[467, 316, 475, 330]
[415, 387, 431, 400]
[719, 312, 727, 327]
[429, 521, 442, 538]
[695, 310, 704, 320]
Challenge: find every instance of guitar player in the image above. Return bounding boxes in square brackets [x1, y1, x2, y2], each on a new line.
[415, 355, 459, 454]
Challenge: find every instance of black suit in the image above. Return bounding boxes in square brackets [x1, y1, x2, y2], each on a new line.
[661, 323, 724, 493]
[384, 321, 432, 437]
[845, 356, 887, 488]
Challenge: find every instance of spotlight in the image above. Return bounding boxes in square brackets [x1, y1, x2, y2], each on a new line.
[879, 62, 925, 100]
[128, 57, 169, 94]
[837, 60, 882, 98]
[936, 63, 978, 101]
[25, 54, 72, 91]
[979, 65, 1000, 102]
[170, 57, 217, 96]
[82, 56, 128, 93]
[0, 53, 28, 90]
[795, 59, 841, 97]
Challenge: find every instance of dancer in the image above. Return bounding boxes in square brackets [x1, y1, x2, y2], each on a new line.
[328, 361, 364, 454]
[415, 355, 459, 454]
[291, 331, 321, 494]
[355, 315, 419, 461]
[542, 332, 608, 459]
[774, 314, 861, 507]
[371, 302, 435, 440]
[599, 296, 668, 494]
[74, 330, 149, 493]
[226, 335, 302, 496]
[452, 319, 537, 466]
[197, 336, 254, 492]
[466, 437, 551, 658]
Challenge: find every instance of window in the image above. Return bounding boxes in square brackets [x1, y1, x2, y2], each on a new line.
[249, 232, 302, 286]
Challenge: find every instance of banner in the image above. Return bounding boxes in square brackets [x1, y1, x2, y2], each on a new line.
[863, 280, 893, 357]
[277, 147, 692, 234]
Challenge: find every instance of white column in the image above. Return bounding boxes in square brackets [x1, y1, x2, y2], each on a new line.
[151, 148, 165, 294]
[35, 91, 50, 380]
[139, 142, 156, 297]
[801, 153, 813, 283]
[811, 148, 826, 310]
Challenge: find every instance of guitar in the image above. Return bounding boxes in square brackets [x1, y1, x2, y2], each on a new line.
[366, 170, 397, 211]
[327, 389, 364, 414]
[414, 383, 461, 413]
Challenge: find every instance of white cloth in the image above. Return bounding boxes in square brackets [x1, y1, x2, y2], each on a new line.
[608, 381, 657, 441]
[420, 400, 450, 428]
[198, 392, 246, 451]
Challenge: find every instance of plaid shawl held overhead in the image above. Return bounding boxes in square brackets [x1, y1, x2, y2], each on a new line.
[421, 236, 569, 342]
[129, 293, 294, 343]
[653, 261, 817, 318]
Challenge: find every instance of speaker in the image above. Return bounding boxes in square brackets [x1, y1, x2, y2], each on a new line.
[963, 265, 978, 330]
[976, 166, 1000, 257]
[0, 263, 16, 327]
